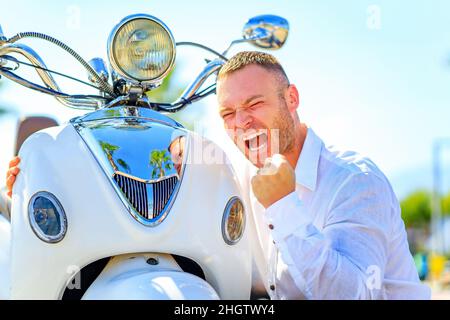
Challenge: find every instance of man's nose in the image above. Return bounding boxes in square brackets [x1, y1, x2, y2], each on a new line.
[235, 109, 252, 129]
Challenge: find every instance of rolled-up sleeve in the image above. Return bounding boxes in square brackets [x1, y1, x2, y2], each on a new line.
[264, 172, 391, 299]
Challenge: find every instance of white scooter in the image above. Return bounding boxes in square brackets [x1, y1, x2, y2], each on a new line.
[0, 13, 289, 299]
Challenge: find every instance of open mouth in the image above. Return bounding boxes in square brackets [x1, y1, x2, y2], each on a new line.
[243, 131, 268, 152]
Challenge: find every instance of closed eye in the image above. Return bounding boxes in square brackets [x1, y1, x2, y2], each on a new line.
[222, 111, 234, 119]
[248, 102, 263, 109]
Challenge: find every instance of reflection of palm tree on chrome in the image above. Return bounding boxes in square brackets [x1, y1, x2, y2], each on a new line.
[149, 150, 173, 179]
[99, 141, 119, 171]
[117, 158, 130, 173]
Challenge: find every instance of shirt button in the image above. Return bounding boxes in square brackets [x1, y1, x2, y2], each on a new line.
[268, 224, 274, 230]
[270, 285, 276, 291]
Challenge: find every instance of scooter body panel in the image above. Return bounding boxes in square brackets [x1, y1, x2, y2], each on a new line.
[9, 120, 251, 299]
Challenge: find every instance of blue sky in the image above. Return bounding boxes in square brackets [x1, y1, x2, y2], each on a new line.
[0, 0, 449, 199]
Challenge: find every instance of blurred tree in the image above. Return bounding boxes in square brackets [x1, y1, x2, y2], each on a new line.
[146, 68, 184, 104]
[441, 192, 450, 216]
[400, 190, 450, 228]
[145, 61, 207, 131]
[400, 190, 432, 228]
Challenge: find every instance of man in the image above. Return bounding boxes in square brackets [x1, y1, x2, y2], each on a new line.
[6, 51, 430, 299]
[215, 51, 430, 299]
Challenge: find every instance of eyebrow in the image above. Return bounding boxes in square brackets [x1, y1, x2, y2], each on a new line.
[243, 94, 264, 106]
[219, 94, 265, 116]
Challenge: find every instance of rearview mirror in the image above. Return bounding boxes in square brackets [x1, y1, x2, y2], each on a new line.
[243, 15, 289, 50]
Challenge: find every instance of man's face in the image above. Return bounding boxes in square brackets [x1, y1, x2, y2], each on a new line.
[217, 65, 296, 168]
[168, 136, 185, 177]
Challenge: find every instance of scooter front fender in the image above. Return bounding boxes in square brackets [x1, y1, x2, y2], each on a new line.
[81, 253, 219, 300]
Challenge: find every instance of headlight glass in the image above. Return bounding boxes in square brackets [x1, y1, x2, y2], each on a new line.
[28, 192, 67, 243]
[222, 197, 245, 245]
[109, 15, 175, 83]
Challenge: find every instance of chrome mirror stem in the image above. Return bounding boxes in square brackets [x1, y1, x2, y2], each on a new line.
[175, 58, 224, 104]
[221, 31, 271, 57]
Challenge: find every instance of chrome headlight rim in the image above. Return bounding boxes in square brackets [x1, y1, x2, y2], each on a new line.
[107, 13, 176, 85]
[222, 196, 246, 245]
[28, 191, 67, 244]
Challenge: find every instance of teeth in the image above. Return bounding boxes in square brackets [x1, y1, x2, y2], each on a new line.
[246, 133, 267, 152]
[249, 142, 265, 152]
[243, 131, 264, 141]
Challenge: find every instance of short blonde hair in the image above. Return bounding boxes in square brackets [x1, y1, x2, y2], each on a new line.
[217, 51, 289, 87]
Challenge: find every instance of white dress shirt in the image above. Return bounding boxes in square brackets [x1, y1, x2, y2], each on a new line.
[246, 127, 431, 300]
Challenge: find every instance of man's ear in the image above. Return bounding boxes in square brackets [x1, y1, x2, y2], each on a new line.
[285, 84, 300, 113]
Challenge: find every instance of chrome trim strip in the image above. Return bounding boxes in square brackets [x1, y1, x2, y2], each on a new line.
[114, 171, 178, 184]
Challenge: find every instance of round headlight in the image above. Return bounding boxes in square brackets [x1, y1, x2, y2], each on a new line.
[222, 197, 245, 245]
[108, 14, 176, 83]
[28, 192, 67, 243]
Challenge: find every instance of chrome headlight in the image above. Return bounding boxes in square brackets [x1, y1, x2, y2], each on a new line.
[28, 191, 67, 243]
[108, 14, 176, 84]
[222, 197, 245, 245]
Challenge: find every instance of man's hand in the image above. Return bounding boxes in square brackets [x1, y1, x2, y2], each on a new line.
[251, 154, 295, 209]
[6, 156, 21, 198]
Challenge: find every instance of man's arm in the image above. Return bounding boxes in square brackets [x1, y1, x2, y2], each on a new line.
[265, 172, 391, 299]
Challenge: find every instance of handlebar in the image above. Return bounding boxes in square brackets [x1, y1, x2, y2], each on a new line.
[0, 43, 103, 110]
[0, 28, 226, 112]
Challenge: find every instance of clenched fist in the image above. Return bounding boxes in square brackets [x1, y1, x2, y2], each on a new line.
[251, 154, 295, 208]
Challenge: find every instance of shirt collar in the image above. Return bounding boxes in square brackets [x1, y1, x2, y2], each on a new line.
[294, 127, 323, 191]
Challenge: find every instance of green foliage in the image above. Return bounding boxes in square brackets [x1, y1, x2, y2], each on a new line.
[117, 158, 130, 173]
[145, 67, 184, 104]
[99, 141, 120, 171]
[400, 190, 450, 228]
[144, 63, 199, 131]
[149, 149, 173, 179]
[442, 192, 450, 216]
[400, 190, 432, 228]
[99, 141, 119, 153]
